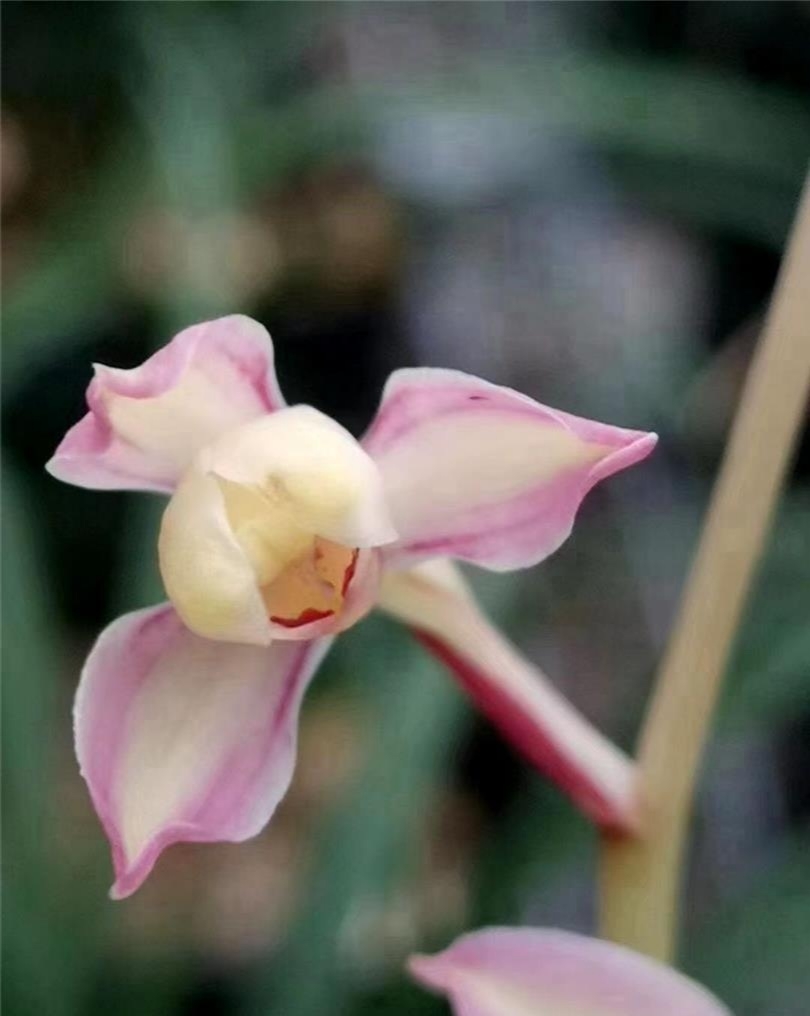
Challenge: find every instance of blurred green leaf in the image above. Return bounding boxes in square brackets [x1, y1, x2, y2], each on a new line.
[1, 467, 103, 1015]
[0, 143, 147, 394]
[353, 52, 807, 244]
[471, 783, 591, 929]
[722, 494, 810, 730]
[686, 827, 810, 1015]
[5, 36, 807, 398]
[245, 615, 470, 1016]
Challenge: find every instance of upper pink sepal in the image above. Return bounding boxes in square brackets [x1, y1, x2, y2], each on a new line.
[363, 368, 657, 570]
[74, 603, 330, 898]
[47, 315, 285, 493]
[409, 928, 732, 1016]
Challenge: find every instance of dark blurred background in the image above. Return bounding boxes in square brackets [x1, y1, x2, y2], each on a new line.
[2, 3, 809, 1015]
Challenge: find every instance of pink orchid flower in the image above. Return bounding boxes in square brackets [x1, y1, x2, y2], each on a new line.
[48, 315, 656, 898]
[409, 927, 731, 1016]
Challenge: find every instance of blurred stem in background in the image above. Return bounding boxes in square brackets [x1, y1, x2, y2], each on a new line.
[599, 174, 810, 961]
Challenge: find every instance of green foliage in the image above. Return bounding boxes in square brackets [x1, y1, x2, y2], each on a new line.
[1, 468, 107, 1015]
[687, 828, 810, 1015]
[722, 494, 810, 731]
[245, 617, 470, 1016]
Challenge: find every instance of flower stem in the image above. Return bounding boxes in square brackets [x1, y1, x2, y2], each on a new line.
[599, 174, 810, 962]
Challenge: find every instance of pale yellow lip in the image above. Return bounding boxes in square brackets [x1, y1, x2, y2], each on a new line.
[158, 406, 396, 646]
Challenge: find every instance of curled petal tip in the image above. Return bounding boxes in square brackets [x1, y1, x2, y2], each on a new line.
[43, 453, 63, 481]
[406, 954, 444, 989]
[589, 429, 658, 486]
[641, 431, 659, 457]
[107, 830, 175, 899]
[109, 877, 134, 902]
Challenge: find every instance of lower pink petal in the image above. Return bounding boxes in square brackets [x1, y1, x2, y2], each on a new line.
[74, 603, 330, 898]
[409, 927, 731, 1015]
[378, 562, 640, 832]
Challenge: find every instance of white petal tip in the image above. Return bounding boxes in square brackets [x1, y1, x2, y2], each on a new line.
[109, 867, 140, 901]
[639, 431, 659, 452]
[406, 955, 443, 988]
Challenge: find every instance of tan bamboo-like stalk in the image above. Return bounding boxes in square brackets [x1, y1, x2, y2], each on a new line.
[599, 174, 810, 961]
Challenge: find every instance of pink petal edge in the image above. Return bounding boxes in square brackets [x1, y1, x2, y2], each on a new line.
[414, 630, 638, 831]
[74, 603, 331, 898]
[363, 367, 657, 571]
[408, 928, 732, 1016]
[378, 563, 641, 833]
[47, 315, 285, 493]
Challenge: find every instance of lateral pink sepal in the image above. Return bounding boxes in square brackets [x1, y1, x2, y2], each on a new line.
[363, 368, 656, 571]
[74, 603, 330, 898]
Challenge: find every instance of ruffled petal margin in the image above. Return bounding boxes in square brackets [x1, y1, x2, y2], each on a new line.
[48, 315, 284, 493]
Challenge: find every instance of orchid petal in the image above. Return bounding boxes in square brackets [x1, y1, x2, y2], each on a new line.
[363, 368, 656, 570]
[74, 603, 330, 898]
[158, 468, 271, 644]
[199, 406, 396, 549]
[409, 928, 732, 1016]
[158, 407, 395, 645]
[47, 315, 284, 493]
[378, 561, 640, 831]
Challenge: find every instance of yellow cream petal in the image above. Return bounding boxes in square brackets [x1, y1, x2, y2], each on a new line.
[199, 406, 397, 549]
[216, 478, 313, 587]
[103, 363, 264, 477]
[159, 407, 396, 645]
[158, 468, 271, 646]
